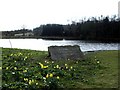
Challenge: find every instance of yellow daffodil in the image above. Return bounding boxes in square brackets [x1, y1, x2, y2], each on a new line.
[29, 80, 32, 85]
[97, 61, 100, 64]
[52, 61, 54, 63]
[23, 70, 27, 73]
[31, 79, 35, 83]
[70, 66, 73, 69]
[56, 65, 59, 68]
[50, 73, 53, 77]
[6, 67, 9, 70]
[24, 56, 27, 60]
[66, 66, 68, 69]
[14, 67, 17, 70]
[19, 52, 22, 56]
[46, 74, 49, 78]
[56, 76, 60, 79]
[39, 63, 44, 68]
[46, 61, 49, 64]
[0, 67, 2, 70]
[24, 78, 28, 82]
[10, 54, 13, 56]
[36, 83, 38, 85]
[43, 65, 48, 69]
[28, 79, 35, 85]
[65, 64, 67, 66]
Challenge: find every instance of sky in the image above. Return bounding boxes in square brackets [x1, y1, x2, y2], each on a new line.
[0, 0, 119, 31]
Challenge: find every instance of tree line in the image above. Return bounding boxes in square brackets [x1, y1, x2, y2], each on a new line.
[2, 15, 120, 42]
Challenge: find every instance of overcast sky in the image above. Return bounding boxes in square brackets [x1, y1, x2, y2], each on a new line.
[0, 0, 119, 31]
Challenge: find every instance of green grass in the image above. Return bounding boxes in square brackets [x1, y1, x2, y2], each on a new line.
[1, 48, 119, 89]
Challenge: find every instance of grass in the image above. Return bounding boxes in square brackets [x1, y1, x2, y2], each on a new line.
[1, 48, 119, 89]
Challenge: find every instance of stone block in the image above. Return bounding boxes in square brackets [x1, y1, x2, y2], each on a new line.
[48, 45, 84, 60]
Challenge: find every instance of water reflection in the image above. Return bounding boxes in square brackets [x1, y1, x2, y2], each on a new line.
[0, 39, 118, 51]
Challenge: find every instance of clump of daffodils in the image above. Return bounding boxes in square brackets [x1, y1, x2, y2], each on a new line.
[28, 79, 35, 85]
[46, 73, 53, 78]
[39, 62, 48, 69]
[23, 69, 27, 73]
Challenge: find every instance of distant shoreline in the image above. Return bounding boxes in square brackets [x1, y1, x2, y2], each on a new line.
[1, 36, 119, 43]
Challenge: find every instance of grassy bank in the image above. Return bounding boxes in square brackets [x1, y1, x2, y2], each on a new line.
[1, 48, 119, 89]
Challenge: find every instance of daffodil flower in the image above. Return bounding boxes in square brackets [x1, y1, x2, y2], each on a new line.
[65, 64, 67, 66]
[14, 67, 17, 70]
[43, 65, 48, 69]
[6, 67, 9, 70]
[57, 76, 60, 79]
[56, 65, 59, 68]
[0, 67, 2, 70]
[12, 72, 15, 74]
[97, 61, 100, 64]
[24, 78, 28, 82]
[39, 63, 44, 68]
[29, 80, 32, 85]
[10, 54, 13, 56]
[70, 66, 73, 69]
[49, 73, 53, 77]
[46, 74, 49, 78]
[36, 83, 38, 85]
[23, 70, 27, 72]
[24, 56, 27, 60]
[66, 66, 68, 69]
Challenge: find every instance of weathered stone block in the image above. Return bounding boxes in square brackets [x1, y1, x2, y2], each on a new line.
[48, 45, 84, 60]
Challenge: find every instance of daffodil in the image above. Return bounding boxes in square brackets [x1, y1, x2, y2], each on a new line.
[6, 67, 9, 70]
[49, 73, 53, 77]
[12, 72, 15, 74]
[43, 65, 48, 69]
[31, 79, 35, 83]
[39, 63, 44, 68]
[23, 70, 27, 73]
[28, 79, 35, 85]
[36, 83, 38, 85]
[76, 61, 78, 63]
[56, 65, 59, 68]
[14, 67, 17, 70]
[19, 52, 22, 56]
[66, 66, 68, 69]
[65, 64, 67, 66]
[70, 66, 73, 69]
[52, 61, 54, 63]
[0, 67, 2, 70]
[56, 76, 60, 79]
[10, 54, 13, 56]
[24, 56, 27, 60]
[46, 74, 49, 78]
[24, 78, 28, 82]
[29, 80, 32, 85]
[46, 61, 49, 64]
[97, 61, 100, 64]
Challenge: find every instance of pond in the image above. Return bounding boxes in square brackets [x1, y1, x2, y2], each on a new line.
[0, 39, 119, 51]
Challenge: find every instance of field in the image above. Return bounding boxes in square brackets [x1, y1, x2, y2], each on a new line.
[1, 48, 119, 89]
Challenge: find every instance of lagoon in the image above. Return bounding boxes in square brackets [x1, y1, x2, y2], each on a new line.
[0, 39, 119, 51]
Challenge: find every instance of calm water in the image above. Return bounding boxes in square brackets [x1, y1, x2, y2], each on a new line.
[0, 39, 119, 51]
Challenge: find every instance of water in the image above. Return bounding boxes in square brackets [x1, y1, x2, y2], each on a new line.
[0, 39, 119, 51]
